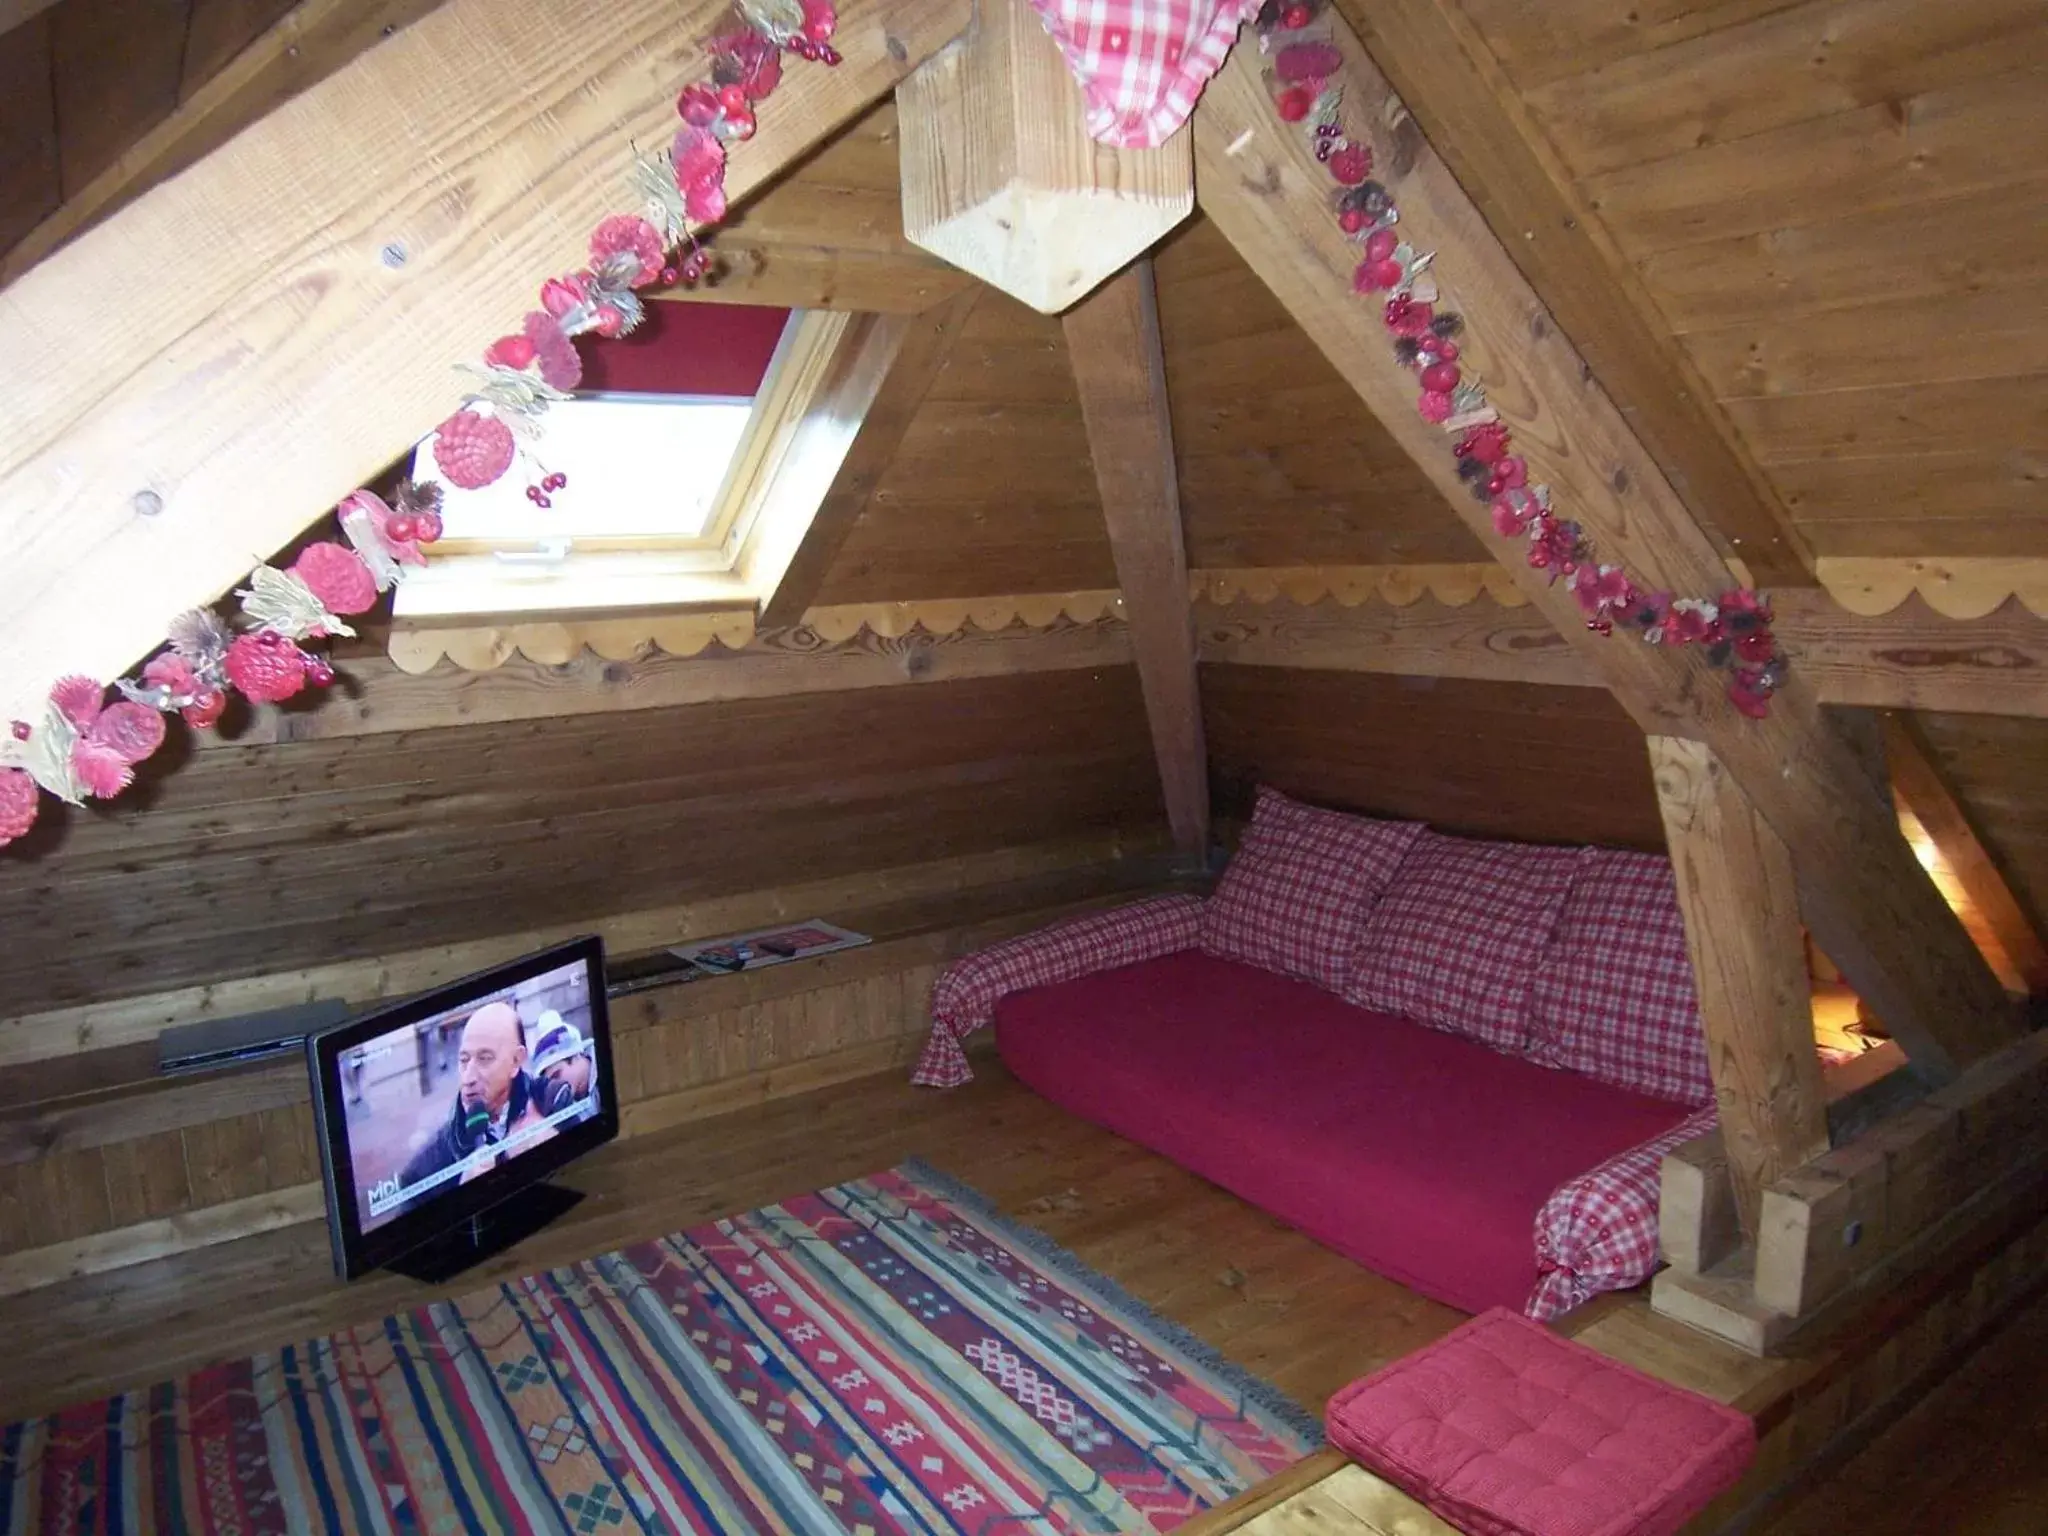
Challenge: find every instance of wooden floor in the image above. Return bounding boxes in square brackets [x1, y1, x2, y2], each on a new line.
[0, 1062, 1462, 1427]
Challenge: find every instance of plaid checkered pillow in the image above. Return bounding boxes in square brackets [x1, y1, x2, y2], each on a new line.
[1346, 833, 1587, 1055]
[1529, 849, 1715, 1106]
[1027, 0, 1256, 147]
[1528, 1105, 1719, 1320]
[1199, 788, 1427, 993]
[912, 894, 1206, 1088]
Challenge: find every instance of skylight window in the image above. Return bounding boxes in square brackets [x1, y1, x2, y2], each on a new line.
[414, 393, 755, 547]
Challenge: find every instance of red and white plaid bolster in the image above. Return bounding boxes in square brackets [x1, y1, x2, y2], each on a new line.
[911, 894, 1207, 1087]
[1526, 1105, 1720, 1321]
[1027, 0, 1255, 148]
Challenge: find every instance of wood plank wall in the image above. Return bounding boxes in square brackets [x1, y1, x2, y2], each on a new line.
[0, 668, 1165, 1017]
[1201, 664, 1667, 850]
[1908, 710, 2048, 952]
[1456, 0, 2048, 558]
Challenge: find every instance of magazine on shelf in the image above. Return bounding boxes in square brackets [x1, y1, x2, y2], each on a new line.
[668, 919, 871, 974]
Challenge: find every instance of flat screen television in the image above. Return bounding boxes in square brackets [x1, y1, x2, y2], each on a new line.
[306, 935, 618, 1282]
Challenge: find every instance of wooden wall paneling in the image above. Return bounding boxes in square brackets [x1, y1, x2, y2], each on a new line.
[0, 0, 974, 728]
[1581, 70, 2048, 259]
[1153, 218, 1486, 569]
[48, 0, 192, 196]
[6, 0, 446, 280]
[0, 670, 1166, 1018]
[1202, 664, 1668, 852]
[1883, 712, 2048, 994]
[758, 288, 980, 626]
[1331, 0, 1814, 583]
[1063, 261, 1210, 859]
[809, 291, 1120, 602]
[1651, 736, 1831, 1235]
[1512, 0, 2046, 181]
[1724, 378, 2048, 470]
[0, 12, 61, 253]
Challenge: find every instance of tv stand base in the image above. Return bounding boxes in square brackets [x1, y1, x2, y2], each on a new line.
[382, 1182, 585, 1285]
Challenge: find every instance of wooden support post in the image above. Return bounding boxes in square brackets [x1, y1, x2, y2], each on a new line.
[1063, 262, 1208, 860]
[895, 0, 1192, 313]
[1883, 712, 2048, 996]
[1651, 736, 1831, 1236]
[0, 0, 973, 726]
[756, 288, 980, 628]
[1190, 11, 2021, 1080]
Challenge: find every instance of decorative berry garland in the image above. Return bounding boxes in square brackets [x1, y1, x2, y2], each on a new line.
[1254, 3, 1788, 720]
[0, 0, 840, 853]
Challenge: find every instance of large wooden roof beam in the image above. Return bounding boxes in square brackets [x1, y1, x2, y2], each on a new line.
[0, 0, 971, 727]
[1191, 14, 2020, 1079]
[1064, 261, 1209, 860]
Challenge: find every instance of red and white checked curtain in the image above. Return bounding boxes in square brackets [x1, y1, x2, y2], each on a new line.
[1027, 0, 1256, 147]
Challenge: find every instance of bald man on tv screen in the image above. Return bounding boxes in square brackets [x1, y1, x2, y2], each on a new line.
[397, 1001, 568, 1193]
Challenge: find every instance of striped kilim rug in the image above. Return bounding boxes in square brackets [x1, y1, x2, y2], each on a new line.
[1, 1161, 1319, 1533]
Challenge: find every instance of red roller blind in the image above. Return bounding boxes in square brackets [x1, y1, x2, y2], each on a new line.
[578, 302, 790, 396]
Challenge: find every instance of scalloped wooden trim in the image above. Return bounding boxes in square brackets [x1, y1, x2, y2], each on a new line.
[1191, 564, 1531, 609]
[1816, 559, 2048, 620]
[386, 591, 1129, 672]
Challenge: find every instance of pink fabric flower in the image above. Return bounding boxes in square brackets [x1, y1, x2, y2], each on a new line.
[523, 311, 584, 391]
[143, 654, 198, 699]
[590, 215, 667, 288]
[49, 676, 104, 732]
[0, 767, 37, 846]
[71, 738, 134, 798]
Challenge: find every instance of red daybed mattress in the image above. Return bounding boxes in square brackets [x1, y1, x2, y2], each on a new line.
[995, 950, 1692, 1315]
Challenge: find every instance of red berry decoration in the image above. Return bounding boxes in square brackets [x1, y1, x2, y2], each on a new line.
[588, 214, 666, 288]
[1358, 257, 1404, 291]
[0, 768, 37, 847]
[1328, 143, 1371, 185]
[717, 83, 750, 115]
[10, 721, 30, 741]
[1417, 389, 1453, 423]
[182, 690, 227, 730]
[1420, 360, 1462, 392]
[413, 509, 444, 543]
[304, 658, 337, 688]
[1338, 207, 1368, 234]
[386, 514, 418, 545]
[1281, 2, 1313, 26]
[484, 334, 537, 370]
[292, 541, 378, 615]
[223, 633, 308, 704]
[433, 410, 516, 490]
[1363, 228, 1398, 263]
[1275, 85, 1315, 121]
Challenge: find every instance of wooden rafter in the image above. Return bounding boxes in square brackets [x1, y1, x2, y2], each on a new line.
[1064, 261, 1209, 860]
[0, 0, 972, 727]
[0, 0, 55, 38]
[0, 0, 445, 285]
[1328, 0, 1813, 587]
[757, 286, 981, 627]
[1651, 737, 1830, 1237]
[1884, 713, 2048, 996]
[1191, 13, 2020, 1080]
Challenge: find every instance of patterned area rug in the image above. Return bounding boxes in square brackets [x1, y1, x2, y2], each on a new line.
[1, 1161, 1318, 1533]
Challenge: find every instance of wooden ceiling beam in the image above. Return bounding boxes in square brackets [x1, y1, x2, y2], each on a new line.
[1883, 712, 2048, 996]
[648, 243, 976, 314]
[1195, 583, 2048, 720]
[0, 0, 972, 727]
[0, 0, 445, 285]
[756, 286, 980, 627]
[1191, 15, 2019, 1079]
[1327, 0, 1813, 587]
[1652, 736, 1831, 1237]
[1064, 261, 1209, 860]
[0, 0, 56, 39]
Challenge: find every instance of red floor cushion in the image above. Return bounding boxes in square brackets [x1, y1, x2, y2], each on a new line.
[994, 951, 1692, 1315]
[1326, 1308, 1755, 1536]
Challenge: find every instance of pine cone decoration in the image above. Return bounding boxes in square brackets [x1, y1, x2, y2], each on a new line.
[292, 541, 379, 615]
[432, 410, 517, 490]
[223, 632, 309, 704]
[0, 768, 37, 847]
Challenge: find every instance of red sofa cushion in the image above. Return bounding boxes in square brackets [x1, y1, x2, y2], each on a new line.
[1347, 833, 1587, 1055]
[1200, 788, 1426, 994]
[1529, 850, 1713, 1106]
[995, 951, 1691, 1315]
[1326, 1308, 1755, 1536]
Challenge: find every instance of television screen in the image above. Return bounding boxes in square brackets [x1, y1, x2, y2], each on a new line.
[308, 936, 618, 1280]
